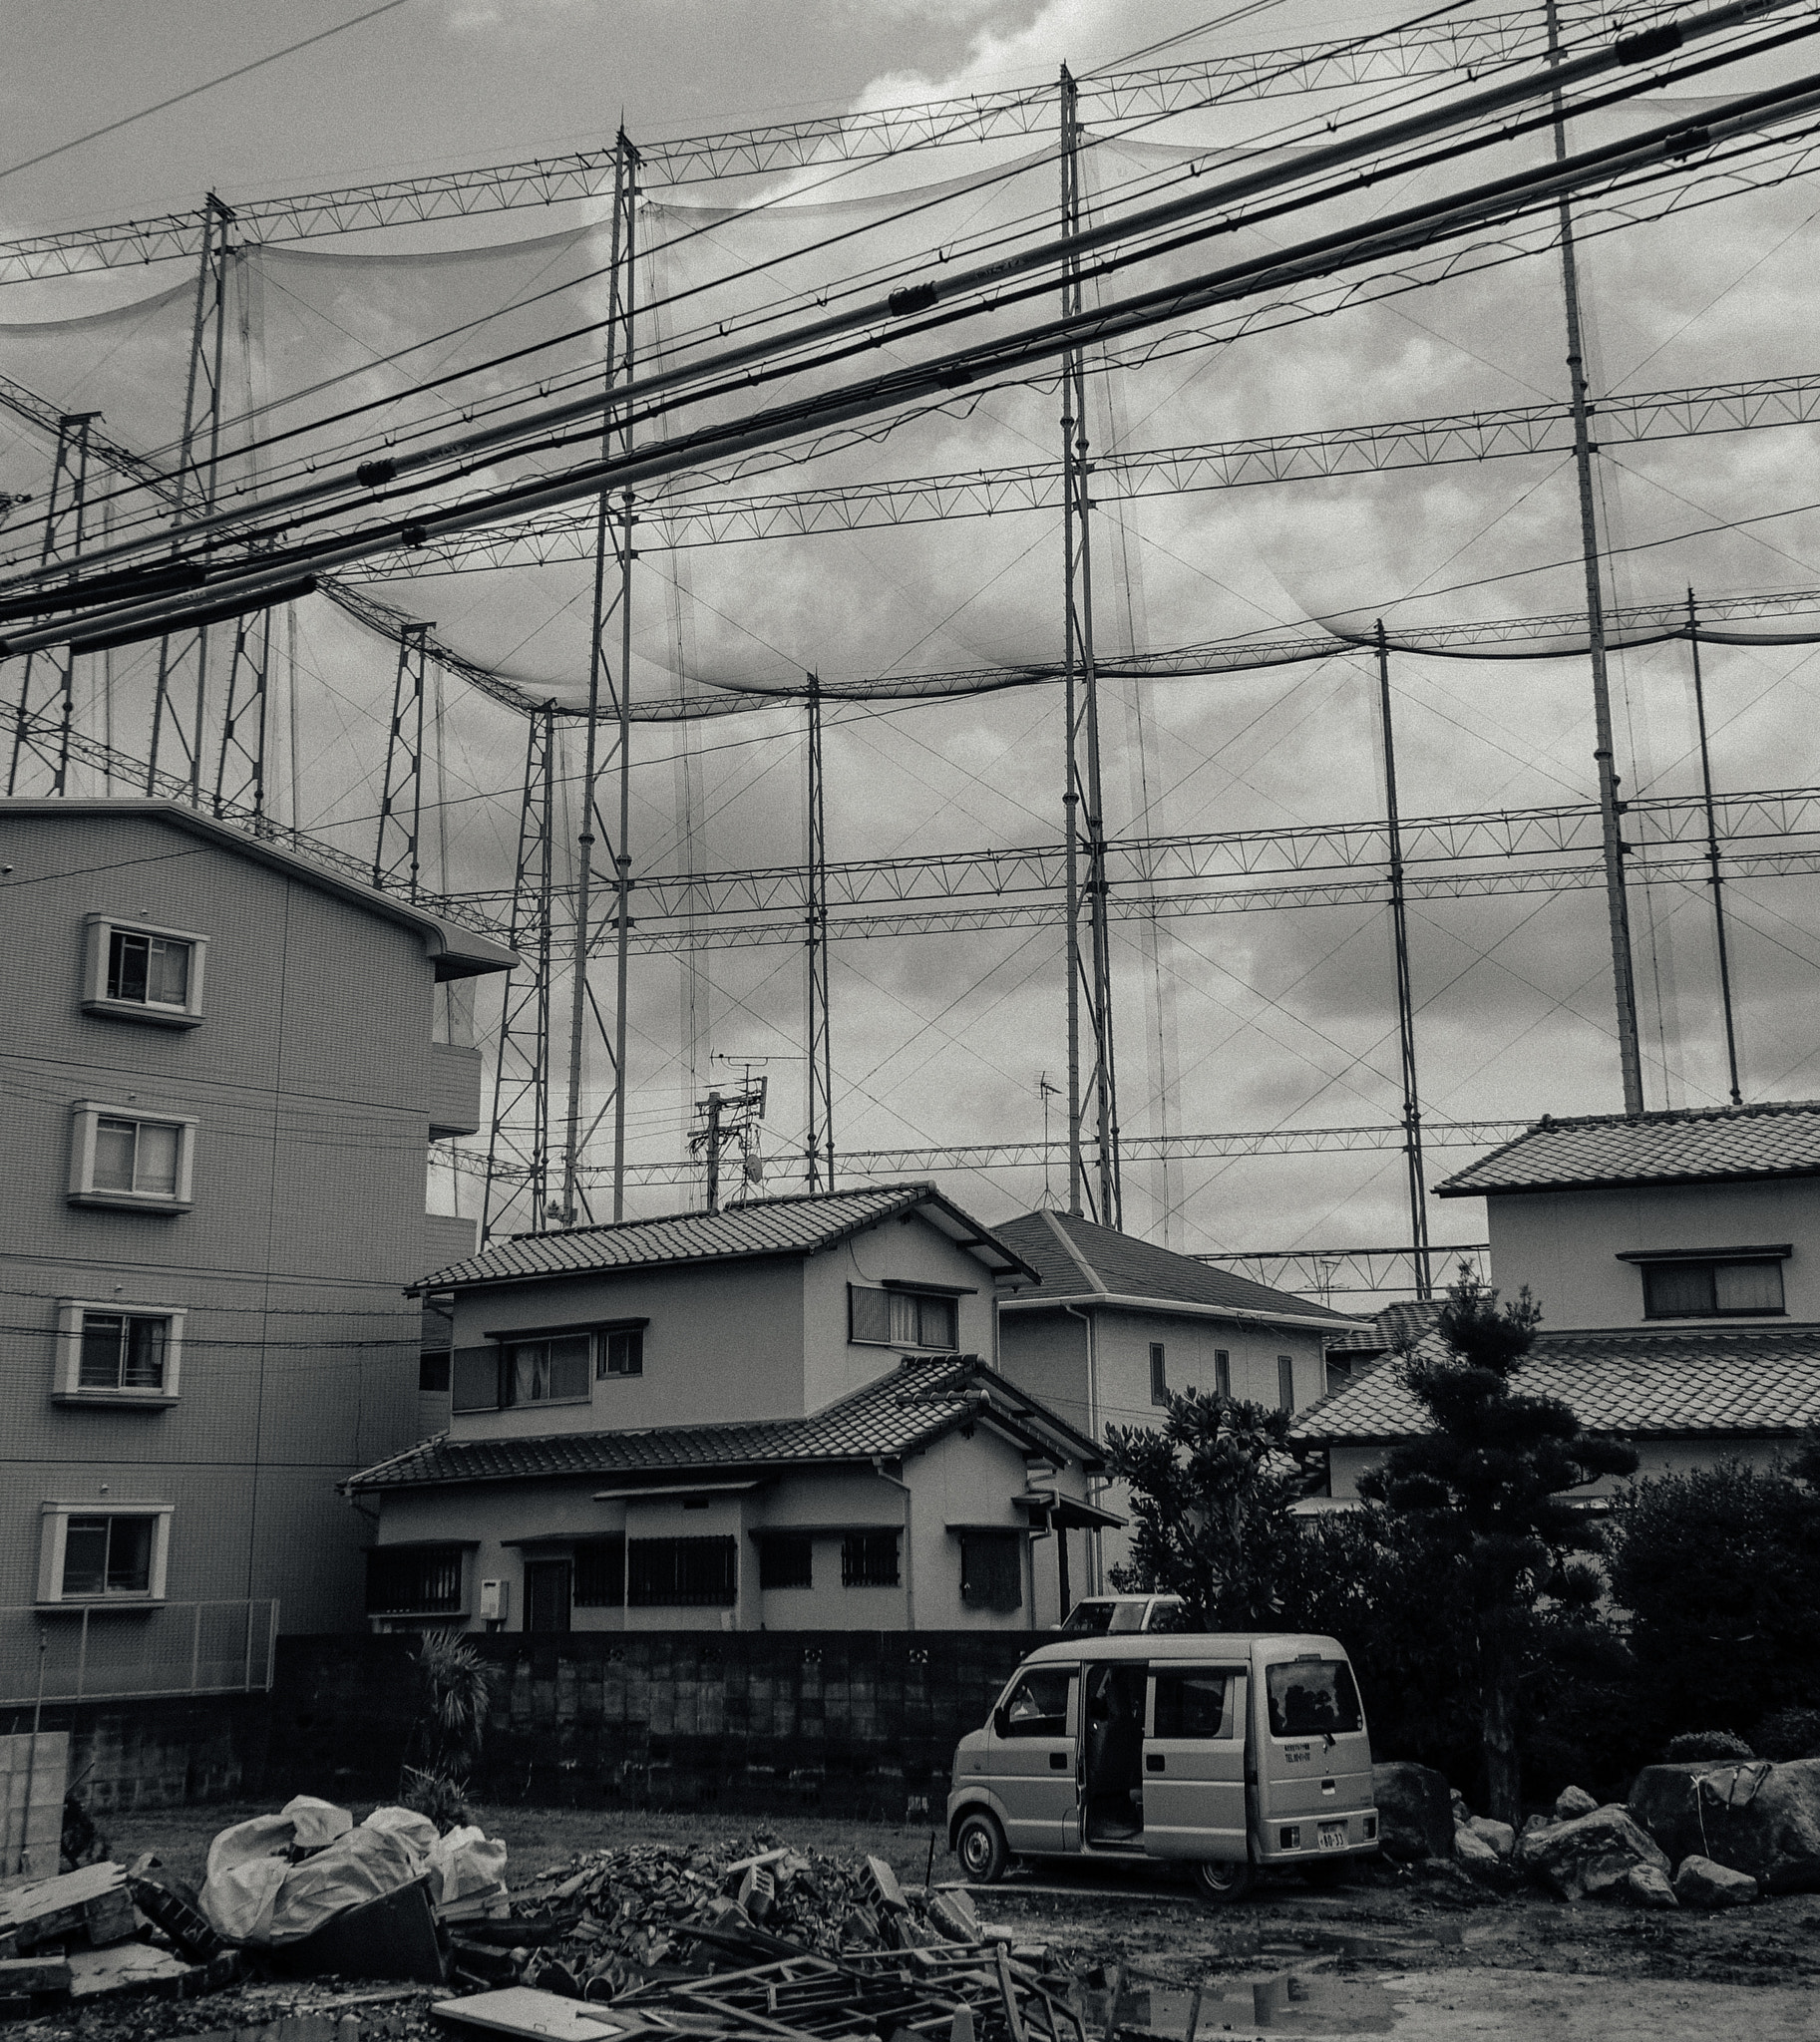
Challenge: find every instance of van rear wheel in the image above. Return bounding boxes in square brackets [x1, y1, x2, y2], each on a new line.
[954, 1810, 1009, 1883]
[1193, 1859, 1255, 1903]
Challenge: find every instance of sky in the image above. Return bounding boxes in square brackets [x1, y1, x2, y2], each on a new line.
[7, 2, 1820, 1306]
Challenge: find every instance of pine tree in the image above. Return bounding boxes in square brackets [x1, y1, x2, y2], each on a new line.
[1357, 1268, 1637, 1823]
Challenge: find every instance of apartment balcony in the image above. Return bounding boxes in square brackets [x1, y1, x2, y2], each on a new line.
[427, 1040, 484, 1139]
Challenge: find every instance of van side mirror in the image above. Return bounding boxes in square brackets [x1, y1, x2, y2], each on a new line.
[992, 1706, 1010, 1740]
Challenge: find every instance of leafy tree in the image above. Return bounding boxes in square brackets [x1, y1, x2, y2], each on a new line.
[1605, 1454, 1820, 1745]
[1103, 1389, 1311, 1628]
[1356, 1267, 1637, 1823]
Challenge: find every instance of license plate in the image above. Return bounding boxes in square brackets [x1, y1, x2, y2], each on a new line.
[1318, 1821, 1347, 1851]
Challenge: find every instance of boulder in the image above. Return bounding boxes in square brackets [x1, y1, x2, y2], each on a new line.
[1522, 1813, 1554, 1837]
[1623, 1864, 1677, 1909]
[1514, 1804, 1669, 1902]
[1629, 1758, 1820, 1895]
[1466, 1817, 1516, 1860]
[1371, 1762, 1455, 1862]
[1555, 1785, 1598, 1822]
[1450, 1789, 1471, 1825]
[1453, 1825, 1501, 1871]
[1672, 1855, 1758, 1909]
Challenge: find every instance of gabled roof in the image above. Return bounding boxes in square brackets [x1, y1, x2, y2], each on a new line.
[1290, 1324, 1820, 1445]
[1322, 1298, 1445, 1355]
[345, 1355, 1102, 1492]
[411, 1183, 1034, 1293]
[2, 797, 516, 981]
[1437, 1100, 1820, 1197]
[993, 1209, 1362, 1329]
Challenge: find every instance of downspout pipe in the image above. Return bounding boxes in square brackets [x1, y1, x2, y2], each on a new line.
[1062, 1301, 1102, 1593]
[872, 1455, 914, 1631]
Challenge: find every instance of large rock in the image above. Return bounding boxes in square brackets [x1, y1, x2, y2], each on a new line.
[1514, 1804, 1669, 1902]
[1466, 1816, 1516, 1859]
[1454, 1824, 1501, 1871]
[1672, 1855, 1758, 1909]
[1372, 1762, 1455, 1862]
[1629, 1759, 1820, 1895]
[1623, 1864, 1677, 1909]
[1555, 1785, 1598, 1821]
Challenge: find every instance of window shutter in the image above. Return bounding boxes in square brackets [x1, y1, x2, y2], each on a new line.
[452, 1345, 501, 1412]
[849, 1284, 890, 1343]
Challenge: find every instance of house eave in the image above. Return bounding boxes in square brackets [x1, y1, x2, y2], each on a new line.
[996, 1289, 1365, 1334]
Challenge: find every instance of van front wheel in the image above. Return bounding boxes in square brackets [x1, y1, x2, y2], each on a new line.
[954, 1810, 1009, 1883]
[1193, 1859, 1255, 1903]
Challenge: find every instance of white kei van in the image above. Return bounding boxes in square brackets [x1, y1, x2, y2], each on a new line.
[946, 1631, 1378, 1901]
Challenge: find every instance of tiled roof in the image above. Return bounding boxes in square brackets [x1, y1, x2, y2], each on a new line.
[993, 1210, 1361, 1325]
[1323, 1299, 1445, 1354]
[1437, 1100, 1820, 1197]
[346, 1356, 1101, 1492]
[1290, 1325, 1820, 1444]
[413, 1184, 1033, 1292]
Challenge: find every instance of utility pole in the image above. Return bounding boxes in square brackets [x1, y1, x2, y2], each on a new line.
[1060, 64, 1121, 1226]
[1686, 590, 1743, 1105]
[690, 1076, 766, 1213]
[805, 673, 834, 1191]
[1544, 0, 1643, 1115]
[1375, 623, 1431, 1300]
[6, 411, 98, 796]
[561, 132, 639, 1226]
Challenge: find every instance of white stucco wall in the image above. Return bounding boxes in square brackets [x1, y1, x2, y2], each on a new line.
[1480, 1178, 1820, 1331]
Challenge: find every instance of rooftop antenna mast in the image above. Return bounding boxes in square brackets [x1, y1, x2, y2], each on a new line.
[691, 1073, 767, 1213]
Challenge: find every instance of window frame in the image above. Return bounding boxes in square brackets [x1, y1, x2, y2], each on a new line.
[37, 1501, 173, 1606]
[68, 1101, 197, 1212]
[597, 1321, 646, 1378]
[1214, 1349, 1231, 1400]
[499, 1332, 592, 1408]
[1276, 1354, 1295, 1412]
[54, 1299, 183, 1405]
[1620, 1245, 1790, 1321]
[1149, 1341, 1168, 1406]
[841, 1530, 901, 1588]
[627, 1533, 739, 1607]
[365, 1543, 467, 1617]
[82, 915, 207, 1028]
[848, 1282, 962, 1351]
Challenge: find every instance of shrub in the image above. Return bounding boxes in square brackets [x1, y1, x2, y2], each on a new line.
[1663, 1730, 1756, 1762]
[399, 1765, 473, 1834]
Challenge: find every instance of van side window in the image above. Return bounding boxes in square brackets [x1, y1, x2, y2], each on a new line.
[1153, 1669, 1237, 1739]
[1266, 1658, 1362, 1737]
[1000, 1669, 1074, 1737]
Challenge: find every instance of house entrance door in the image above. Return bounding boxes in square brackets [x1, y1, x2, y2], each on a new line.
[525, 1559, 571, 1632]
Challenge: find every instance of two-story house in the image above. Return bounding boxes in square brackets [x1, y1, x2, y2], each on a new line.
[0, 798, 514, 1702]
[990, 1208, 1366, 1581]
[1294, 1102, 1820, 1498]
[345, 1186, 1115, 1634]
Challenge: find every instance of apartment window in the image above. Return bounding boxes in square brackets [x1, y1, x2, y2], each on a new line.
[1637, 1254, 1786, 1320]
[366, 1545, 464, 1615]
[37, 1503, 172, 1604]
[758, 1533, 813, 1590]
[1214, 1349, 1231, 1400]
[573, 1535, 625, 1607]
[842, 1531, 900, 1588]
[959, 1531, 1022, 1612]
[597, 1323, 645, 1378]
[1276, 1355, 1295, 1412]
[627, 1535, 737, 1607]
[82, 917, 206, 1027]
[55, 1301, 183, 1403]
[503, 1335, 590, 1406]
[1149, 1342, 1168, 1406]
[68, 1102, 196, 1211]
[849, 1283, 959, 1350]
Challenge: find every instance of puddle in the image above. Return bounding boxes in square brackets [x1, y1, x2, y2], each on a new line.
[1089, 1976, 1397, 2037]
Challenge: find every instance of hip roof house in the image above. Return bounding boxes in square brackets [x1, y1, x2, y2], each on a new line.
[345, 1185, 1113, 1633]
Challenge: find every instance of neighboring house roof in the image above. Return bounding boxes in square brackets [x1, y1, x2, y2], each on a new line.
[993, 1208, 1363, 1330]
[411, 1183, 1036, 1293]
[1323, 1299, 1445, 1356]
[345, 1354, 1102, 1492]
[2, 797, 517, 980]
[1437, 1099, 1820, 1198]
[1290, 1325, 1820, 1445]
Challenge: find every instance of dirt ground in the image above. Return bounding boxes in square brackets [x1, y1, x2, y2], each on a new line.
[75, 1801, 1820, 2042]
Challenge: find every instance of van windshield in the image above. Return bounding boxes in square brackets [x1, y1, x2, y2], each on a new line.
[1267, 1658, 1362, 1737]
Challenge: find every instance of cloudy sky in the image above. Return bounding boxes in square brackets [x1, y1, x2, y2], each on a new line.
[6, 2, 1820, 1303]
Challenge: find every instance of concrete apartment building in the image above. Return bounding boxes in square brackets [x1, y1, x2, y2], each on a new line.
[990, 1208, 1364, 1580]
[1295, 1102, 1820, 1498]
[347, 1187, 1114, 1634]
[0, 799, 514, 1700]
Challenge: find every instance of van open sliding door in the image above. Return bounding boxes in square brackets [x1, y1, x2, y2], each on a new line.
[1142, 1665, 1249, 1862]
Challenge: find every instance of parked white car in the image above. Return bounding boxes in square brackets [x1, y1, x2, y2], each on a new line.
[1058, 1593, 1191, 1634]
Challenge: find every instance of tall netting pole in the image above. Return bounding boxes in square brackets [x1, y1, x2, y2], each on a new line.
[1376, 623, 1432, 1300]
[1060, 65, 1121, 1227]
[1545, 0, 1644, 1114]
[1686, 590, 1744, 1105]
[7, 411, 97, 795]
[805, 672, 834, 1192]
[560, 133, 639, 1226]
